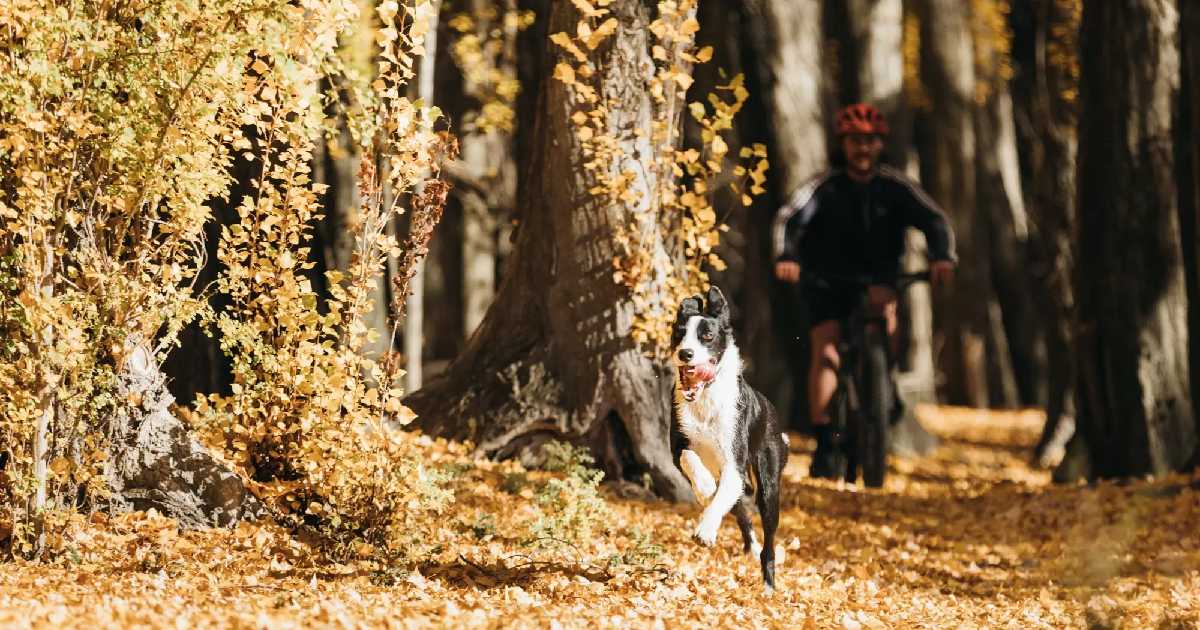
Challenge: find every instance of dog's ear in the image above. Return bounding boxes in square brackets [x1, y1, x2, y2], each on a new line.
[705, 285, 731, 327]
[676, 295, 703, 325]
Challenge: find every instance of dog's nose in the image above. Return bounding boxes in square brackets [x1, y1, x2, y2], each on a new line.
[678, 348, 693, 362]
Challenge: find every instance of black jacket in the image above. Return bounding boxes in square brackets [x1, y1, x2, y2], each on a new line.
[771, 166, 957, 276]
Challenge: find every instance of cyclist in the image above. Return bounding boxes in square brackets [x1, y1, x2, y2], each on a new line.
[772, 103, 957, 479]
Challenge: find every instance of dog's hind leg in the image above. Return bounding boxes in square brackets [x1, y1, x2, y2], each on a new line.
[732, 497, 760, 557]
[754, 448, 783, 592]
[679, 449, 716, 505]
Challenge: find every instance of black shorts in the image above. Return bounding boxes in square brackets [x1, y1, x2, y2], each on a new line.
[801, 281, 858, 326]
[798, 276, 897, 327]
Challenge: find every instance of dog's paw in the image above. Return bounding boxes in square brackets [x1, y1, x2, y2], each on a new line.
[692, 520, 718, 547]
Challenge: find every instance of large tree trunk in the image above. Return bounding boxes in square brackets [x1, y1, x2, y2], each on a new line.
[1011, 0, 1080, 467]
[1060, 0, 1193, 480]
[741, 0, 826, 432]
[915, 0, 993, 408]
[843, 0, 936, 455]
[1180, 0, 1200, 467]
[407, 0, 694, 500]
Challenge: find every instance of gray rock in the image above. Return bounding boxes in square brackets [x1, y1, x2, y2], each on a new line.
[105, 339, 264, 529]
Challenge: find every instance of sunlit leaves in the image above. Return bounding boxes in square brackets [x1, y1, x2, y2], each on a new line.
[0, 0, 454, 560]
[545, 0, 768, 357]
[446, 3, 532, 134]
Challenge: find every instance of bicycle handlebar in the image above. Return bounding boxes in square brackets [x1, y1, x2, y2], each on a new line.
[801, 270, 931, 291]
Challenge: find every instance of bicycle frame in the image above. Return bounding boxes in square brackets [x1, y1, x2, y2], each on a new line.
[805, 270, 929, 485]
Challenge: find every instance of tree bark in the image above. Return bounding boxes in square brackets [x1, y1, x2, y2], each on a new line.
[915, 0, 992, 408]
[740, 0, 826, 432]
[1179, 0, 1200, 467]
[975, 81, 1042, 409]
[407, 0, 695, 500]
[1061, 0, 1193, 479]
[842, 0, 936, 455]
[1011, 0, 1079, 467]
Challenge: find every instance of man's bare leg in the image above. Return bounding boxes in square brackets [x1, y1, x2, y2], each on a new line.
[808, 320, 842, 478]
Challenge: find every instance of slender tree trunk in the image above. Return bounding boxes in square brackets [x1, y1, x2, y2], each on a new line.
[407, 0, 695, 500]
[1012, 0, 1079, 467]
[1060, 0, 1193, 480]
[404, 0, 443, 392]
[447, 0, 519, 339]
[974, 2, 1044, 409]
[843, 0, 936, 454]
[30, 240, 54, 553]
[916, 0, 991, 408]
[741, 0, 826, 432]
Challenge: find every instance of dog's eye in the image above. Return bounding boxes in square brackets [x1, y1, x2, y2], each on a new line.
[700, 332, 714, 342]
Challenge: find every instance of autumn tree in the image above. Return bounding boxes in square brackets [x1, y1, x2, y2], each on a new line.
[972, 0, 1044, 409]
[408, 0, 764, 499]
[1180, 0, 1200, 466]
[1009, 0, 1081, 466]
[914, 0, 1021, 408]
[1060, 0, 1194, 479]
[737, 0, 826, 431]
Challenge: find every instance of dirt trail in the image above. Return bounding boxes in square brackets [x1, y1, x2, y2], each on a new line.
[2, 407, 1198, 628]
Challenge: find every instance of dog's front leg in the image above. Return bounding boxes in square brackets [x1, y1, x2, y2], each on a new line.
[679, 449, 716, 505]
[693, 464, 742, 547]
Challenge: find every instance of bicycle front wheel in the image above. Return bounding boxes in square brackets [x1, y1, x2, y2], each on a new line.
[859, 327, 892, 488]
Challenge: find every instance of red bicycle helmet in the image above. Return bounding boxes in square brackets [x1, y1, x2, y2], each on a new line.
[835, 103, 889, 136]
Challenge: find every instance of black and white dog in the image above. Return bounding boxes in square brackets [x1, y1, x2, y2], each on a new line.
[670, 286, 790, 590]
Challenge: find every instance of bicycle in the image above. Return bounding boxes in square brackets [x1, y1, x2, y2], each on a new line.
[803, 269, 930, 488]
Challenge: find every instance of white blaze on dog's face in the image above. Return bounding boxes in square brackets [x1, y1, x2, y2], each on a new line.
[671, 288, 733, 401]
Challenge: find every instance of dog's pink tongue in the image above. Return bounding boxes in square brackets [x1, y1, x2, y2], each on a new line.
[693, 364, 717, 383]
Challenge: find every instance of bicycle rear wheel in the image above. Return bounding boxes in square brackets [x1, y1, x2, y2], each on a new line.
[859, 327, 892, 488]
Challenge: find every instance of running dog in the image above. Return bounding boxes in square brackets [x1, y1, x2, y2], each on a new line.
[670, 286, 790, 591]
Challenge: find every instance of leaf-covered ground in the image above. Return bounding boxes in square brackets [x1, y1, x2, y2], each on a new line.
[3, 406, 1199, 629]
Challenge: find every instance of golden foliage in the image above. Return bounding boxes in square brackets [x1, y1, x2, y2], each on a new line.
[4, 408, 1199, 627]
[971, 0, 1015, 103]
[192, 0, 458, 558]
[902, 7, 932, 111]
[0, 0, 364, 552]
[447, 1, 534, 134]
[551, 0, 767, 358]
[1047, 0, 1082, 108]
[0, 0, 457, 560]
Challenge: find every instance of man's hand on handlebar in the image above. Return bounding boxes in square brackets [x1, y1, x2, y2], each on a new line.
[774, 261, 801, 284]
[931, 260, 955, 287]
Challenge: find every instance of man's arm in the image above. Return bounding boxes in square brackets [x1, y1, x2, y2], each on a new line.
[882, 166, 957, 264]
[772, 172, 829, 282]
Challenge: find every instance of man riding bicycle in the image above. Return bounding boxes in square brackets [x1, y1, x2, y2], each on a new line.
[772, 103, 957, 480]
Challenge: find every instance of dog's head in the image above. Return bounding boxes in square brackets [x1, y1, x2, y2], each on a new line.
[671, 285, 733, 401]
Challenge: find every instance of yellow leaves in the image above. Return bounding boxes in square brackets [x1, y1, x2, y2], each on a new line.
[250, 59, 270, 76]
[550, 32, 588, 63]
[570, 0, 605, 18]
[694, 45, 713, 63]
[553, 63, 576, 86]
[709, 135, 727, 157]
[377, 1, 400, 22]
[585, 18, 619, 50]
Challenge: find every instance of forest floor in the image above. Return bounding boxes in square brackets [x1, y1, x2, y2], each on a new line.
[2, 406, 1199, 629]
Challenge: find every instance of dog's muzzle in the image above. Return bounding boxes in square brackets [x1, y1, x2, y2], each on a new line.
[678, 362, 717, 401]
